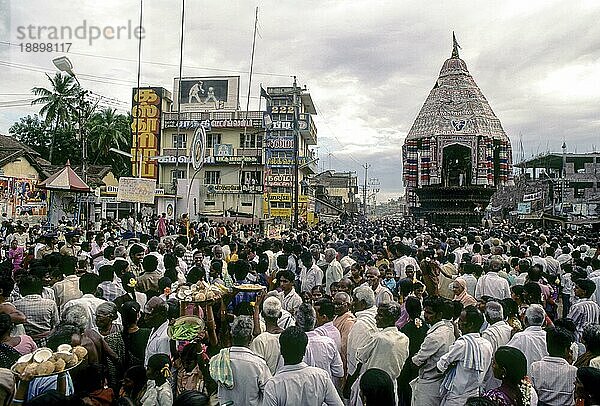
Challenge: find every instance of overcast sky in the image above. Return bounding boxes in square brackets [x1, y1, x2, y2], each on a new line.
[1, 0, 599, 200]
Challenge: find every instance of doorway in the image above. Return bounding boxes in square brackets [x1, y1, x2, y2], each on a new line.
[442, 144, 472, 187]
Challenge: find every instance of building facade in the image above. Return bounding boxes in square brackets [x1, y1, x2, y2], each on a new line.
[157, 110, 264, 221]
[262, 84, 318, 225]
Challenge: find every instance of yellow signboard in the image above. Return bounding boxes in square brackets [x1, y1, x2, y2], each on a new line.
[271, 208, 292, 217]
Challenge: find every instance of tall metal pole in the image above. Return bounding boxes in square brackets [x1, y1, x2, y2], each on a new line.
[292, 76, 300, 229]
[238, 6, 259, 221]
[362, 163, 370, 216]
[174, 0, 185, 222]
[132, 0, 143, 224]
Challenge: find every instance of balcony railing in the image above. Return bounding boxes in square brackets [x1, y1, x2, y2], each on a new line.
[162, 111, 264, 129]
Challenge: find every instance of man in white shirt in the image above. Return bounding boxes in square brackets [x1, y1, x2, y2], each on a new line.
[482, 301, 513, 352]
[412, 296, 456, 406]
[324, 248, 343, 294]
[347, 285, 378, 378]
[507, 304, 548, 374]
[364, 267, 393, 306]
[531, 326, 577, 406]
[568, 278, 600, 341]
[296, 303, 344, 381]
[143, 297, 170, 366]
[437, 305, 493, 405]
[530, 245, 547, 274]
[262, 326, 343, 406]
[251, 296, 284, 375]
[89, 233, 108, 271]
[300, 252, 324, 294]
[392, 245, 420, 279]
[475, 256, 510, 299]
[481, 300, 513, 390]
[348, 301, 409, 406]
[544, 246, 561, 277]
[211, 316, 272, 406]
[277, 270, 302, 317]
[146, 239, 165, 274]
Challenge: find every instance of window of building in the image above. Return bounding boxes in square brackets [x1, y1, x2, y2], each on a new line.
[204, 171, 221, 185]
[239, 132, 263, 148]
[172, 133, 187, 149]
[206, 133, 222, 149]
[204, 201, 216, 206]
[241, 202, 252, 207]
[241, 171, 262, 185]
[171, 169, 186, 183]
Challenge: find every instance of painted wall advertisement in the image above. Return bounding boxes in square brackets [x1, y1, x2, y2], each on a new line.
[0, 177, 48, 216]
[131, 87, 162, 179]
[174, 77, 240, 111]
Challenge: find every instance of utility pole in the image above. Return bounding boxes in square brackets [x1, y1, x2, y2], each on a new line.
[173, 0, 185, 222]
[292, 76, 300, 229]
[369, 177, 380, 217]
[362, 163, 370, 216]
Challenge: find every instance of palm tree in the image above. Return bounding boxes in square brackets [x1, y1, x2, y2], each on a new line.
[87, 108, 132, 176]
[88, 108, 130, 159]
[31, 73, 80, 163]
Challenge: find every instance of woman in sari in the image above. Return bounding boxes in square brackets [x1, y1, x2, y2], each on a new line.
[452, 277, 477, 307]
[483, 346, 536, 406]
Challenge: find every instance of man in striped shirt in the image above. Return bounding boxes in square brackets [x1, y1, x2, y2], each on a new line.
[568, 278, 600, 341]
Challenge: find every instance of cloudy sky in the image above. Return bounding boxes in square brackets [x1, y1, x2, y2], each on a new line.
[1, 0, 599, 200]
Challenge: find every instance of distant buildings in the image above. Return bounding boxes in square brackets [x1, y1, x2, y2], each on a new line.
[310, 170, 359, 217]
[510, 151, 600, 226]
[130, 77, 320, 225]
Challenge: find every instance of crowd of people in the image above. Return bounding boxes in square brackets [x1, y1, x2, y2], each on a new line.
[0, 212, 598, 406]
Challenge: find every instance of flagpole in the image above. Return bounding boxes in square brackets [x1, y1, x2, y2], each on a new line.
[239, 6, 259, 222]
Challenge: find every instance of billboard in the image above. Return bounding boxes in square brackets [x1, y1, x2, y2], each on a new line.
[131, 87, 162, 179]
[117, 177, 156, 204]
[174, 77, 239, 111]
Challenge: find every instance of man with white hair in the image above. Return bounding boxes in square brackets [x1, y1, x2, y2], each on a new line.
[210, 315, 272, 406]
[259, 290, 296, 332]
[482, 301, 512, 352]
[482, 301, 513, 390]
[295, 303, 343, 381]
[474, 255, 510, 299]
[346, 285, 378, 380]
[324, 248, 343, 295]
[507, 304, 549, 374]
[251, 296, 284, 374]
[364, 267, 393, 306]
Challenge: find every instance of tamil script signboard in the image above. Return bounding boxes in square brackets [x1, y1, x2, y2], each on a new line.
[116, 177, 156, 204]
[264, 173, 293, 187]
[131, 87, 163, 179]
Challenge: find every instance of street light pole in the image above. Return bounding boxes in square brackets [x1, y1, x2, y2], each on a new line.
[52, 57, 86, 183]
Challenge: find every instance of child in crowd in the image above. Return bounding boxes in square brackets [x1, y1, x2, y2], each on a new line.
[140, 353, 173, 406]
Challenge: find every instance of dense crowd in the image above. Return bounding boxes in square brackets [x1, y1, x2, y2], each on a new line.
[0, 212, 598, 406]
